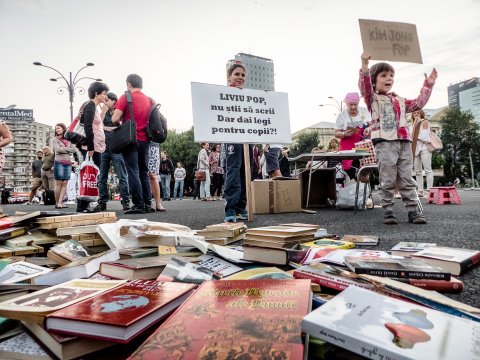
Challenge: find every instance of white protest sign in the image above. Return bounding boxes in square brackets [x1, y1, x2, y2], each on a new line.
[191, 82, 291, 144]
[359, 19, 423, 64]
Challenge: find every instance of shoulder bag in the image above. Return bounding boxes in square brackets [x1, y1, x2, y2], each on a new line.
[427, 131, 443, 152]
[110, 91, 137, 154]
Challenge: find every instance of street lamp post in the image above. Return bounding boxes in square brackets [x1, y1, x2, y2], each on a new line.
[319, 96, 344, 114]
[33, 62, 102, 123]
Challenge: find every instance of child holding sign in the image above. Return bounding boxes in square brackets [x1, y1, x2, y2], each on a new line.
[359, 51, 437, 225]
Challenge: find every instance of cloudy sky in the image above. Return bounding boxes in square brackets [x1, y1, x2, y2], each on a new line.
[1, 0, 479, 135]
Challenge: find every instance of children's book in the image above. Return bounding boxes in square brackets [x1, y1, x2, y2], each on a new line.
[344, 257, 451, 281]
[390, 242, 437, 257]
[0, 279, 125, 324]
[128, 279, 312, 359]
[45, 280, 196, 343]
[411, 246, 480, 276]
[302, 286, 480, 360]
[341, 234, 379, 246]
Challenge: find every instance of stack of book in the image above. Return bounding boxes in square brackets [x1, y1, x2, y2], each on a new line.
[195, 222, 247, 245]
[245, 225, 318, 249]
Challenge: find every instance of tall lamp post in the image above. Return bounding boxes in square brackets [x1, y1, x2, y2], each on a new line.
[33, 62, 102, 123]
[319, 96, 344, 114]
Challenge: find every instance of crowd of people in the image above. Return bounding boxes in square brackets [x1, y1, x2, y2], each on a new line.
[0, 56, 443, 225]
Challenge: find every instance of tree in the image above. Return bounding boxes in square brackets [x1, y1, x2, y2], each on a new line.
[290, 130, 320, 157]
[440, 107, 480, 183]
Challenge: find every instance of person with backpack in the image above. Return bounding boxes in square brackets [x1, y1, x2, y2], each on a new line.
[111, 74, 155, 214]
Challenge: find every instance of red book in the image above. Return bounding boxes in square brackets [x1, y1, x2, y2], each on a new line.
[0, 217, 13, 231]
[391, 276, 464, 294]
[44, 280, 196, 343]
[293, 262, 374, 292]
[128, 279, 312, 360]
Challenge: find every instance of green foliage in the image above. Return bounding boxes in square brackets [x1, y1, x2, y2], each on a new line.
[431, 152, 445, 169]
[290, 130, 320, 157]
[440, 107, 480, 182]
[159, 127, 202, 190]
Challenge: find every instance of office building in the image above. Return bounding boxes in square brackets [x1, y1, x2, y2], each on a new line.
[447, 77, 480, 124]
[227, 53, 275, 91]
[0, 108, 53, 192]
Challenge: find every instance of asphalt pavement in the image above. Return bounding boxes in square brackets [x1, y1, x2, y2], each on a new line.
[6, 189, 480, 308]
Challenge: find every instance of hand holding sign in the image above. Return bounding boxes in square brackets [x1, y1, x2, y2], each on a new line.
[359, 19, 423, 64]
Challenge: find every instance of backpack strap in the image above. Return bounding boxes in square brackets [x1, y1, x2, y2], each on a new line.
[125, 91, 135, 122]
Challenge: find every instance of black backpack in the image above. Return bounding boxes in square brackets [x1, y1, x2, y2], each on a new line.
[147, 99, 168, 144]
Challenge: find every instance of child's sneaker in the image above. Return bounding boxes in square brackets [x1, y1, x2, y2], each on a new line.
[236, 210, 248, 221]
[408, 211, 427, 224]
[224, 210, 237, 223]
[383, 210, 398, 225]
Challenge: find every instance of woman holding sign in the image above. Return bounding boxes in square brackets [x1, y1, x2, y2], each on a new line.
[223, 63, 249, 222]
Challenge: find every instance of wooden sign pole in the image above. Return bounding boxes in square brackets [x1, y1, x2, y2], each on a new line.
[243, 144, 254, 221]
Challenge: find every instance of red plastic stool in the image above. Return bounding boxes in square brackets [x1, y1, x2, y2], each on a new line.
[428, 186, 461, 205]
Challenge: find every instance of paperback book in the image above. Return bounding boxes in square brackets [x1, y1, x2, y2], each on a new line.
[0, 261, 52, 284]
[390, 242, 437, 257]
[197, 254, 243, 278]
[302, 286, 480, 360]
[411, 246, 480, 276]
[45, 280, 196, 343]
[128, 279, 312, 359]
[344, 257, 451, 280]
[300, 239, 355, 250]
[222, 267, 293, 280]
[157, 256, 220, 284]
[312, 249, 392, 267]
[47, 239, 93, 266]
[242, 245, 308, 265]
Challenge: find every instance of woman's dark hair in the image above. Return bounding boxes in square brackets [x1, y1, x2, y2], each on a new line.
[369, 62, 395, 92]
[55, 123, 67, 134]
[126, 74, 143, 89]
[107, 92, 118, 102]
[88, 81, 109, 99]
[227, 63, 246, 76]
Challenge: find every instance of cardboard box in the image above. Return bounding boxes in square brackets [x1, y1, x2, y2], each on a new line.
[252, 178, 301, 214]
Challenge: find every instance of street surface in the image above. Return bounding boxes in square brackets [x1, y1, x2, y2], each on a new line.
[7, 189, 480, 308]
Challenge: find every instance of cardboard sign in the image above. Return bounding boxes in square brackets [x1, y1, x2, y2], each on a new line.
[359, 19, 423, 64]
[191, 82, 291, 144]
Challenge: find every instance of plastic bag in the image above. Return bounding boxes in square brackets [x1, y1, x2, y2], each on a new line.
[336, 182, 369, 210]
[78, 156, 99, 201]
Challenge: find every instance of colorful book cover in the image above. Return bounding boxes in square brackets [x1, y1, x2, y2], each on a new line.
[0, 279, 125, 322]
[293, 262, 374, 292]
[129, 279, 312, 360]
[302, 286, 480, 360]
[48, 239, 92, 262]
[341, 234, 379, 246]
[300, 239, 355, 250]
[222, 267, 293, 280]
[45, 280, 196, 343]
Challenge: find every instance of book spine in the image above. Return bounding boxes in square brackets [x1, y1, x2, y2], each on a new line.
[353, 268, 450, 281]
[301, 320, 408, 360]
[293, 269, 373, 292]
[392, 278, 464, 294]
[459, 251, 480, 275]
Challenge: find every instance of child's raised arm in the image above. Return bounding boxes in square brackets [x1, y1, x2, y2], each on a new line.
[405, 68, 438, 113]
[361, 51, 371, 72]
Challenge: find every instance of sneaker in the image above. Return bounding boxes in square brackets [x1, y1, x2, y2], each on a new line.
[236, 210, 248, 221]
[124, 206, 146, 214]
[65, 200, 76, 205]
[145, 206, 156, 213]
[84, 201, 106, 213]
[224, 210, 237, 223]
[122, 202, 131, 211]
[394, 193, 401, 199]
[24, 202, 32, 205]
[383, 210, 398, 225]
[408, 210, 427, 224]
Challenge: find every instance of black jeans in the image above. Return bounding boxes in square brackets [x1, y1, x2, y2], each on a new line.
[121, 141, 152, 209]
